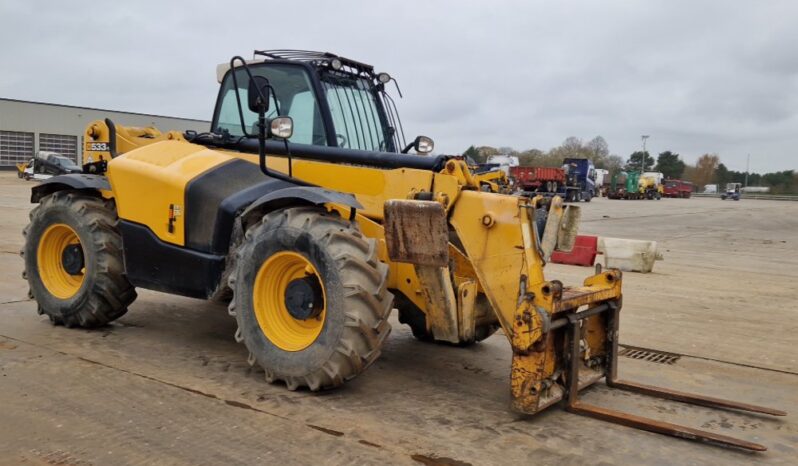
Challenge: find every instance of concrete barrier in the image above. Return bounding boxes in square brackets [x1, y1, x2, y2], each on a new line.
[597, 237, 662, 273]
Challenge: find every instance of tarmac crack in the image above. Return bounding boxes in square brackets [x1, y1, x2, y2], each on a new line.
[0, 333, 403, 457]
[0, 298, 32, 305]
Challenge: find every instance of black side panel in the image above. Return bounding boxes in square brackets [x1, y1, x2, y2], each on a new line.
[120, 221, 224, 299]
[184, 159, 293, 253]
[31, 174, 111, 202]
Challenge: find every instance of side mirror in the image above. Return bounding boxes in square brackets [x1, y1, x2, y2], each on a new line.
[247, 76, 271, 113]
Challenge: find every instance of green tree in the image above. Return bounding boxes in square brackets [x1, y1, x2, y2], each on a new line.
[714, 163, 730, 187]
[604, 154, 624, 176]
[762, 170, 796, 194]
[517, 148, 545, 166]
[654, 151, 686, 179]
[463, 145, 480, 161]
[625, 151, 654, 172]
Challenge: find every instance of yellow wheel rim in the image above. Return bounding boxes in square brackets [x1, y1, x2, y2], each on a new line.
[253, 251, 326, 352]
[37, 223, 85, 299]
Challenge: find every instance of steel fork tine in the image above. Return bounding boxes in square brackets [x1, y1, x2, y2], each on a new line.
[567, 401, 768, 451]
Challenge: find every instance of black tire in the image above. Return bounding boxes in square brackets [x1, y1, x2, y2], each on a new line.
[228, 207, 393, 391]
[22, 191, 136, 328]
[396, 292, 499, 346]
[584, 191, 593, 202]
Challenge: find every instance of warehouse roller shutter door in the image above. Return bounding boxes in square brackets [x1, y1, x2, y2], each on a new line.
[0, 130, 35, 167]
[39, 133, 78, 162]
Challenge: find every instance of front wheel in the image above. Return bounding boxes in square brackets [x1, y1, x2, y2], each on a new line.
[229, 207, 393, 391]
[22, 191, 136, 327]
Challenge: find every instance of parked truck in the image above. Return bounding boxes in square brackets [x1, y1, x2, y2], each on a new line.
[484, 154, 519, 178]
[511, 159, 596, 202]
[560, 158, 597, 202]
[663, 179, 693, 198]
[638, 172, 663, 200]
[608, 171, 639, 199]
[510, 166, 565, 194]
[594, 168, 609, 196]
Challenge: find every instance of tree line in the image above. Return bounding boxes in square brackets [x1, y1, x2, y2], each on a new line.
[463, 137, 797, 194]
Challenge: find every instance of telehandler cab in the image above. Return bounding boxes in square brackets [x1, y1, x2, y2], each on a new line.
[23, 50, 784, 450]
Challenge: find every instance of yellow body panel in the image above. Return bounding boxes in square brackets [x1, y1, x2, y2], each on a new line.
[107, 140, 233, 245]
[449, 191, 546, 332]
[281, 160, 436, 220]
[83, 119, 185, 167]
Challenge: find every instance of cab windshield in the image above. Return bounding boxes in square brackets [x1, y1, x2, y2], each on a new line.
[319, 71, 393, 152]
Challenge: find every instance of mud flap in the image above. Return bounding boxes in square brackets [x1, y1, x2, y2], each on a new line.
[384, 200, 449, 267]
[384, 200, 462, 343]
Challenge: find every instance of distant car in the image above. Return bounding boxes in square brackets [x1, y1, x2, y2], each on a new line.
[21, 152, 81, 181]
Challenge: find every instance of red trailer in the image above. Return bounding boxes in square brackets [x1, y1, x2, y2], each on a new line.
[663, 179, 693, 198]
[510, 166, 565, 193]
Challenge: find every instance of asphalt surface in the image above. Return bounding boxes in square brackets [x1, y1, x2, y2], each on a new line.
[0, 172, 795, 465]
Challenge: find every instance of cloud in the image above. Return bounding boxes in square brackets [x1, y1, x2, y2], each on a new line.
[1, 0, 795, 171]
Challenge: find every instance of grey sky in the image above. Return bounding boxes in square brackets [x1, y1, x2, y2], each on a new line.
[1, 0, 796, 172]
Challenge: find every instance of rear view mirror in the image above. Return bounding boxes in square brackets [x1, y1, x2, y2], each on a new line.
[247, 76, 271, 113]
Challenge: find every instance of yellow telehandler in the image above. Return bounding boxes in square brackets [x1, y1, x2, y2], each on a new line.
[22, 50, 783, 450]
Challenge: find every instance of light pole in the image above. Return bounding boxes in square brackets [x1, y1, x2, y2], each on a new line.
[641, 135, 650, 173]
[745, 153, 750, 187]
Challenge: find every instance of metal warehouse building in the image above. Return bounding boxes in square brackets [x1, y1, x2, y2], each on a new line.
[0, 98, 210, 169]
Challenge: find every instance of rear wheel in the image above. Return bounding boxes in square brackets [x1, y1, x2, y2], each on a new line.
[22, 191, 136, 327]
[229, 207, 393, 390]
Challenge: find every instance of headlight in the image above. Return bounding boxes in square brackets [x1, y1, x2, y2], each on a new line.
[330, 58, 343, 70]
[377, 72, 391, 84]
